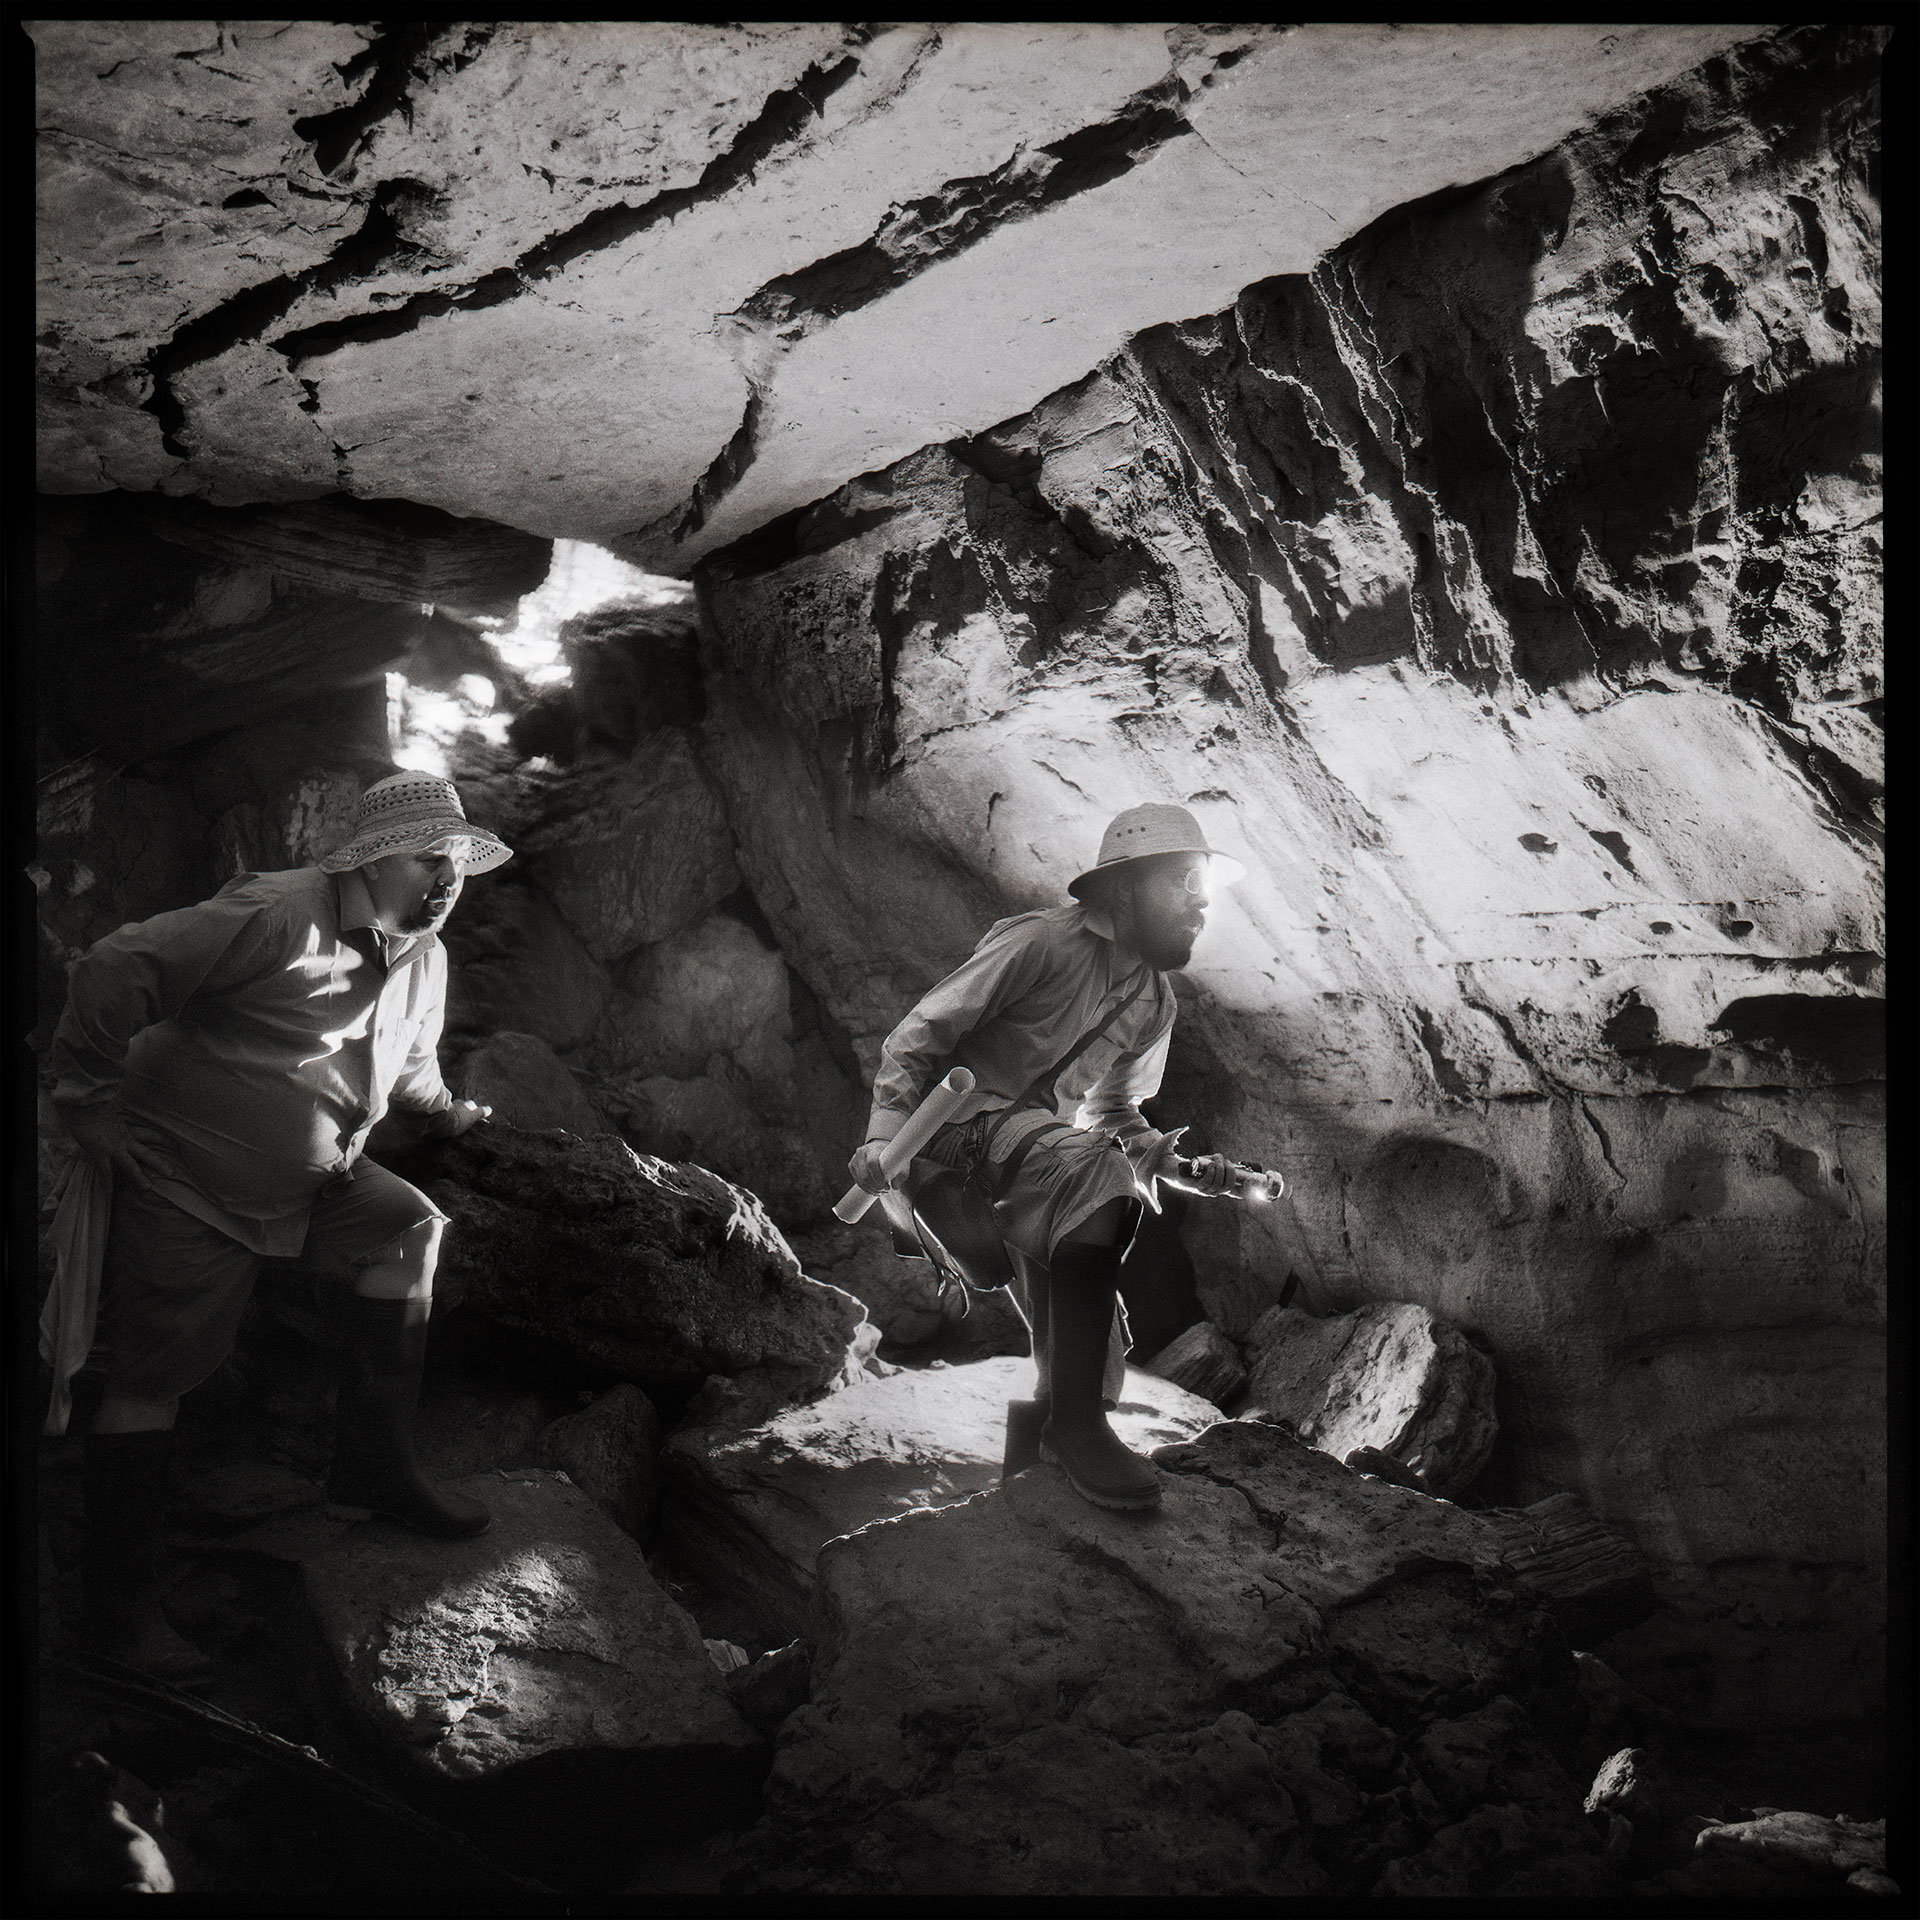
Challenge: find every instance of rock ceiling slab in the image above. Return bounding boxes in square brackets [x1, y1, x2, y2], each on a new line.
[35, 20, 1764, 566]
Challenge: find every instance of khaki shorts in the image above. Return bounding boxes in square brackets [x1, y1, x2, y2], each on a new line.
[101, 1160, 441, 1402]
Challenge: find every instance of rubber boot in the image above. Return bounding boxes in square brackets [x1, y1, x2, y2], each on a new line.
[1002, 1398, 1050, 1480]
[325, 1296, 490, 1538]
[1037, 1246, 1161, 1511]
[80, 1432, 217, 1685]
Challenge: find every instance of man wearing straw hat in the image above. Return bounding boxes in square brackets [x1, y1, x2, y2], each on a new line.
[48, 772, 511, 1680]
[848, 803, 1242, 1514]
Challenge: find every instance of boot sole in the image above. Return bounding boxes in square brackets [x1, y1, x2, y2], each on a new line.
[1039, 1444, 1162, 1511]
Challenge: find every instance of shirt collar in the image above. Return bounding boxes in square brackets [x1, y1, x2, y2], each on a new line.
[333, 868, 434, 962]
[335, 868, 380, 933]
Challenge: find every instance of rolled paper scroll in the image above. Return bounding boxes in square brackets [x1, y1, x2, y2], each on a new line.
[833, 1067, 977, 1223]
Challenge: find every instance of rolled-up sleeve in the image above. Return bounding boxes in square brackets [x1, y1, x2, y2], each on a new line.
[866, 922, 1050, 1140]
[50, 887, 277, 1128]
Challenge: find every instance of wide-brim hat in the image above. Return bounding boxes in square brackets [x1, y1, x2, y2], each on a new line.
[318, 771, 513, 876]
[1068, 802, 1246, 900]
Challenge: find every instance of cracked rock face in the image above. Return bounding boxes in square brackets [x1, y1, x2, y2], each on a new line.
[31, 16, 1881, 1751]
[734, 1421, 1611, 1899]
[660, 1355, 1223, 1644]
[36, 20, 1758, 546]
[689, 26, 1883, 1730]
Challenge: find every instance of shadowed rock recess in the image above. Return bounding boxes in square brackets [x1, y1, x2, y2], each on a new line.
[33, 17, 1883, 1896]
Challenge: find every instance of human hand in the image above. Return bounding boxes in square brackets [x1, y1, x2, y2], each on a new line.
[848, 1142, 894, 1195]
[1179, 1150, 1235, 1196]
[443, 1099, 491, 1137]
[64, 1113, 178, 1192]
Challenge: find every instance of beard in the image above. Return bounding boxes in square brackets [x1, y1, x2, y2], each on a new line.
[1131, 902, 1203, 972]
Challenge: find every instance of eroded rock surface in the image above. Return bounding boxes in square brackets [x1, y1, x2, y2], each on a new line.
[536, 1382, 662, 1541]
[1243, 1302, 1497, 1497]
[35, 21, 1758, 558]
[1141, 1319, 1248, 1406]
[732, 1420, 1614, 1898]
[301, 1469, 761, 1785]
[400, 1123, 868, 1399]
[450, 1030, 609, 1135]
[662, 1356, 1222, 1644]
[689, 25, 1885, 1728]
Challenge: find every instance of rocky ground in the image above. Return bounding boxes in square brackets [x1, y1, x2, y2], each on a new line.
[31, 1124, 1895, 1903]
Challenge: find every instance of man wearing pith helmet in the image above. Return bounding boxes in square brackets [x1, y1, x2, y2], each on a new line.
[849, 801, 1246, 1511]
[48, 771, 510, 1681]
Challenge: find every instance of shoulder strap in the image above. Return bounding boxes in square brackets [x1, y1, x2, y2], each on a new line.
[1011, 964, 1156, 1115]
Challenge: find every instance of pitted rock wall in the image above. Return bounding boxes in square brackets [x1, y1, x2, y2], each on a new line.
[691, 27, 1884, 1730]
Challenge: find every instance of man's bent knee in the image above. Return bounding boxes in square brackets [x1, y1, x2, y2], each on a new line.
[1057, 1197, 1139, 1252]
[350, 1215, 442, 1300]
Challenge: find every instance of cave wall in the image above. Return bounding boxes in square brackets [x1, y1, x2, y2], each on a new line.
[690, 26, 1884, 1731]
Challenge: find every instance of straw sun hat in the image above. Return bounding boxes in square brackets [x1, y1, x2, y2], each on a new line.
[318, 772, 514, 876]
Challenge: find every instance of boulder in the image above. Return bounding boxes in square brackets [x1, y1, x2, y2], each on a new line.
[518, 730, 739, 963]
[1141, 1321, 1248, 1407]
[1695, 1810, 1887, 1880]
[441, 877, 612, 1053]
[605, 1067, 835, 1224]
[786, 1222, 945, 1348]
[399, 1123, 868, 1400]
[660, 1356, 1224, 1645]
[1480, 1492, 1657, 1646]
[728, 1419, 1610, 1898]
[1583, 1746, 1671, 1872]
[301, 1469, 762, 1796]
[1646, 1810, 1892, 1899]
[727, 1641, 814, 1738]
[537, 1383, 662, 1541]
[1241, 1302, 1497, 1497]
[594, 909, 792, 1081]
[451, 1031, 609, 1136]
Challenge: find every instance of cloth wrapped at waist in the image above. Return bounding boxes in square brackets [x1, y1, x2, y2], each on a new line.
[895, 1108, 1131, 1290]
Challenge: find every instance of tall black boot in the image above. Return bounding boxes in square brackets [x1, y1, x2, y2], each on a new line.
[1002, 1398, 1050, 1480]
[80, 1431, 216, 1684]
[1038, 1246, 1161, 1511]
[325, 1296, 489, 1538]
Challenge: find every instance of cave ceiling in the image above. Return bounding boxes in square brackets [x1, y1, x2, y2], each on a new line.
[35, 19, 1763, 571]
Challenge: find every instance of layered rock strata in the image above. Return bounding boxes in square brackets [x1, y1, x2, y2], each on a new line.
[35, 21, 1758, 557]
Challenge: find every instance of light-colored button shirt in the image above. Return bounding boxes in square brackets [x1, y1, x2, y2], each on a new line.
[50, 866, 455, 1256]
[866, 901, 1175, 1167]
